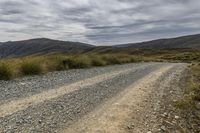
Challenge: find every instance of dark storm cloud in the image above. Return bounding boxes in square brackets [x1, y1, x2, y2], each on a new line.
[0, 1, 24, 15]
[0, 0, 200, 45]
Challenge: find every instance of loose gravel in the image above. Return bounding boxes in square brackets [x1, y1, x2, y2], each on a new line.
[0, 63, 168, 133]
[123, 63, 187, 133]
[0, 63, 153, 103]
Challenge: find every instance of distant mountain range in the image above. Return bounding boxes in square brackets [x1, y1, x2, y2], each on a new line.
[0, 34, 200, 58]
[0, 38, 94, 58]
[116, 34, 200, 49]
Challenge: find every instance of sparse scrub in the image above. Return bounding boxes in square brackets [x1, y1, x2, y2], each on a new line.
[20, 61, 43, 75]
[62, 56, 92, 69]
[175, 63, 200, 108]
[102, 55, 122, 64]
[0, 62, 13, 80]
[0, 48, 199, 80]
[174, 62, 200, 132]
[44, 55, 69, 71]
[90, 56, 107, 66]
[174, 95, 194, 109]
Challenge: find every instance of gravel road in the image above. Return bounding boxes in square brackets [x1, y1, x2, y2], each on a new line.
[0, 62, 187, 133]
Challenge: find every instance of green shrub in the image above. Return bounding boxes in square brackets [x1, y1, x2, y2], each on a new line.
[63, 56, 92, 69]
[102, 54, 135, 65]
[193, 93, 200, 101]
[20, 61, 43, 75]
[174, 98, 194, 109]
[102, 55, 122, 64]
[47, 55, 69, 71]
[91, 56, 107, 66]
[91, 59, 107, 66]
[0, 62, 13, 80]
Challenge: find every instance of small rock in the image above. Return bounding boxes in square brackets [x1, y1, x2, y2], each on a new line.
[161, 125, 166, 131]
[27, 116, 32, 119]
[38, 120, 42, 124]
[16, 119, 23, 125]
[161, 112, 168, 117]
[147, 131, 152, 133]
[127, 124, 134, 129]
[175, 115, 180, 119]
[196, 102, 200, 109]
[20, 82, 26, 85]
[173, 100, 177, 102]
[164, 112, 168, 116]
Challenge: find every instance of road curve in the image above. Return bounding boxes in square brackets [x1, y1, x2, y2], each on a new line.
[0, 63, 187, 133]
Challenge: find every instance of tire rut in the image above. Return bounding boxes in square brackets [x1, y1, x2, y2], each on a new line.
[0, 63, 182, 133]
[0, 64, 152, 118]
[63, 64, 180, 133]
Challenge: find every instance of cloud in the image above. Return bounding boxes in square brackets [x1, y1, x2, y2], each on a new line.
[0, 0, 200, 45]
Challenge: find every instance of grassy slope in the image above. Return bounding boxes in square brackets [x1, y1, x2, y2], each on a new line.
[0, 48, 199, 80]
[116, 34, 200, 48]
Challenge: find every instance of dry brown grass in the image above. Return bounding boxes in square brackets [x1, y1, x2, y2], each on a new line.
[0, 48, 199, 80]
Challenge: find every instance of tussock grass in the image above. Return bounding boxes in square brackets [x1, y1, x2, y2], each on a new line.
[175, 63, 200, 107]
[20, 61, 43, 75]
[0, 48, 199, 80]
[62, 57, 91, 69]
[174, 62, 200, 132]
[0, 62, 13, 80]
[90, 56, 107, 66]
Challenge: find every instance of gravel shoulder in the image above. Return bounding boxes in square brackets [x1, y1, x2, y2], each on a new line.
[0, 63, 187, 133]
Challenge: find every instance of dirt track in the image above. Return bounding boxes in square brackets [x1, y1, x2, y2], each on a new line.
[0, 63, 187, 133]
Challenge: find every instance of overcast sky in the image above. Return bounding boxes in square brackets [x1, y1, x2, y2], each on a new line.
[0, 0, 200, 45]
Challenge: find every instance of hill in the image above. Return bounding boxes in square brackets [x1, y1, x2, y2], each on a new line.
[116, 34, 200, 49]
[0, 34, 200, 58]
[0, 38, 94, 58]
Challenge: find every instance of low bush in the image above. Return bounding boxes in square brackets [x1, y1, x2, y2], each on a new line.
[20, 61, 43, 75]
[174, 96, 194, 109]
[0, 49, 199, 80]
[0, 62, 13, 80]
[91, 59, 107, 66]
[63, 56, 92, 69]
[90, 56, 107, 66]
[43, 55, 68, 71]
[102, 55, 122, 64]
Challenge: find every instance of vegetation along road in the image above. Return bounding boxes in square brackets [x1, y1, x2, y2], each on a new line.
[0, 62, 191, 132]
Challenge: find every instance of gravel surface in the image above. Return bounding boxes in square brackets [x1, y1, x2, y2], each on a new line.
[0, 63, 165, 132]
[123, 63, 187, 133]
[0, 63, 152, 103]
[0, 62, 185, 133]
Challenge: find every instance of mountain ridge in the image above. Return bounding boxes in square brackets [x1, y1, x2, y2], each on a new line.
[116, 34, 200, 49]
[0, 38, 94, 58]
[0, 34, 200, 58]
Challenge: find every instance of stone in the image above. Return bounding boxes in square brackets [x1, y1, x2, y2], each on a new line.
[161, 125, 166, 131]
[175, 115, 180, 119]
[127, 124, 135, 129]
